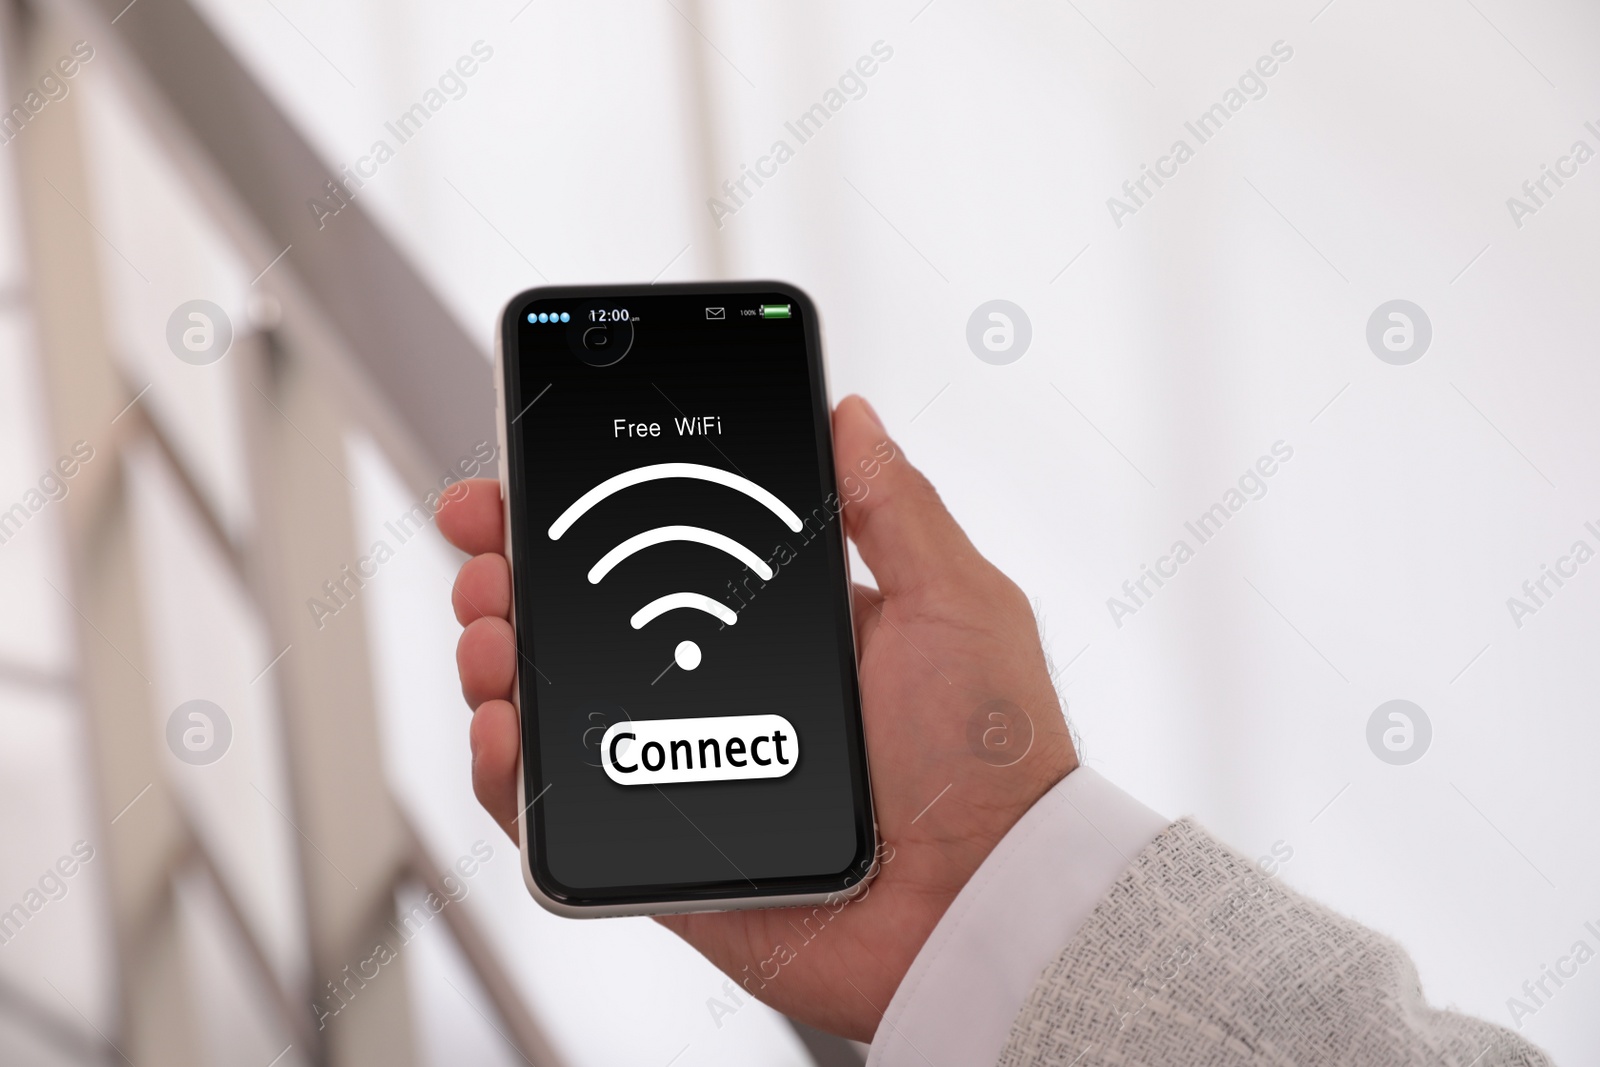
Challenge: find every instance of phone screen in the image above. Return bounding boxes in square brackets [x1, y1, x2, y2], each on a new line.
[500, 284, 875, 908]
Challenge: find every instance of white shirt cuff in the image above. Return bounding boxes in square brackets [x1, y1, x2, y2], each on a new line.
[866, 767, 1169, 1067]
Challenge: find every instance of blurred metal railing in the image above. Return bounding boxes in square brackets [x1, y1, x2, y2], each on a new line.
[8, 0, 557, 1060]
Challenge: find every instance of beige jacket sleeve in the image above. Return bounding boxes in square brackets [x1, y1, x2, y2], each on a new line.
[998, 819, 1553, 1067]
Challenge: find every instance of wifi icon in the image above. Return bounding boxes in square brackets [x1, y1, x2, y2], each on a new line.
[548, 463, 804, 671]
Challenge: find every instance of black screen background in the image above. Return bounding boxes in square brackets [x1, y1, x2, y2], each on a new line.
[502, 285, 873, 904]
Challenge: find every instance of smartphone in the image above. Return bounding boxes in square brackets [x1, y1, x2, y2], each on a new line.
[494, 281, 877, 916]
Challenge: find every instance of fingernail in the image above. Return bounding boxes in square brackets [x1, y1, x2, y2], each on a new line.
[858, 397, 884, 430]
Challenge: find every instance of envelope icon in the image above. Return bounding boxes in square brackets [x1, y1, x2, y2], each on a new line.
[705, 307, 726, 320]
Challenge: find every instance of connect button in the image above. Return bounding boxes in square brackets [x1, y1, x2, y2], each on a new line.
[600, 714, 798, 786]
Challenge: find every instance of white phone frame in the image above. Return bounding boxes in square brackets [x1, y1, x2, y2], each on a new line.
[491, 282, 878, 918]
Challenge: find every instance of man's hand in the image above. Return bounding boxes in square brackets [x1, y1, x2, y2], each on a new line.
[439, 395, 1077, 1041]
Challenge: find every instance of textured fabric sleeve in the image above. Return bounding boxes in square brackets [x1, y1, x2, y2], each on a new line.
[998, 819, 1554, 1067]
[867, 769, 1169, 1067]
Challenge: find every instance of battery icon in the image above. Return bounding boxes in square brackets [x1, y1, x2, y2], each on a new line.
[759, 304, 791, 319]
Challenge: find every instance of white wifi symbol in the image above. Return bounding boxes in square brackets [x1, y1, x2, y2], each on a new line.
[548, 463, 803, 671]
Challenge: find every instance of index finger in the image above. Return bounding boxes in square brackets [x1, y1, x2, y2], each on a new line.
[437, 478, 504, 556]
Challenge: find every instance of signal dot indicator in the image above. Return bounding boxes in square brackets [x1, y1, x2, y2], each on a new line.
[560, 312, 570, 322]
[675, 641, 702, 671]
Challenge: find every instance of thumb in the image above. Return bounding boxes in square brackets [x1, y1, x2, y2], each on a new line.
[832, 395, 979, 599]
